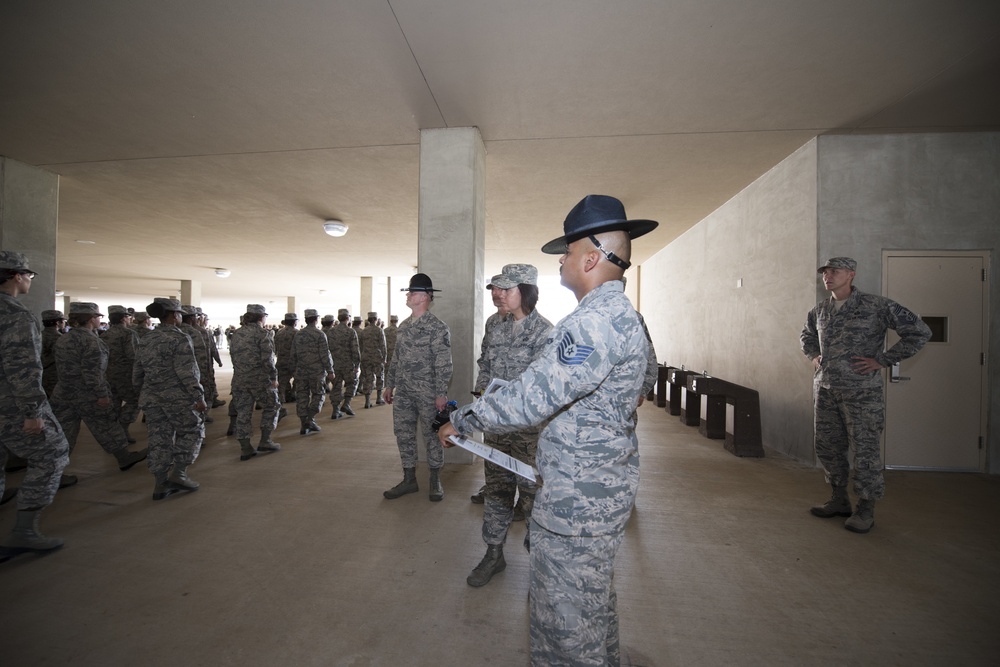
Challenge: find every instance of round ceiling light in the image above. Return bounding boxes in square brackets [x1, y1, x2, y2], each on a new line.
[215, 268, 231, 278]
[323, 220, 348, 237]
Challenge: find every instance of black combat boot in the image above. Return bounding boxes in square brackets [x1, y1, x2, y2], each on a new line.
[466, 544, 506, 587]
[810, 485, 852, 518]
[383, 467, 418, 499]
[258, 430, 281, 454]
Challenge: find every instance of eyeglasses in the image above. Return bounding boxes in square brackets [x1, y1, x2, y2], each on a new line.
[19, 271, 37, 279]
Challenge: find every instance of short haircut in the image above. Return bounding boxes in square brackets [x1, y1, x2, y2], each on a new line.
[305, 316, 318, 325]
[244, 312, 264, 324]
[109, 313, 128, 325]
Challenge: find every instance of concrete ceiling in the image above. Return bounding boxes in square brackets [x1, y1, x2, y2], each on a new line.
[2, 0, 999, 311]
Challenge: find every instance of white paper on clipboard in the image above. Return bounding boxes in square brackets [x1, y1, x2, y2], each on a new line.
[447, 434, 538, 482]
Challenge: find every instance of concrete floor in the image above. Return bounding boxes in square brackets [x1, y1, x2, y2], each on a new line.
[2, 357, 999, 666]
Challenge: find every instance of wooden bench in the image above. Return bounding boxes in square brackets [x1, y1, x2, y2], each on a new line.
[686, 375, 764, 458]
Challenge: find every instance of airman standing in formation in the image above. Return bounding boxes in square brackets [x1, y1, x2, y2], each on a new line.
[292, 309, 334, 435]
[100, 305, 141, 444]
[274, 312, 298, 404]
[229, 304, 282, 461]
[133, 298, 207, 501]
[131, 311, 153, 340]
[360, 311, 387, 409]
[40, 309, 65, 398]
[328, 308, 360, 419]
[0, 251, 69, 561]
[197, 308, 225, 409]
[383, 273, 453, 502]
[383, 314, 399, 371]
[51, 302, 147, 482]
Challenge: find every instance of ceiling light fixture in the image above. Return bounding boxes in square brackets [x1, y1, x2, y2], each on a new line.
[55, 290, 65, 297]
[323, 220, 348, 237]
[215, 268, 231, 278]
[75, 239, 96, 244]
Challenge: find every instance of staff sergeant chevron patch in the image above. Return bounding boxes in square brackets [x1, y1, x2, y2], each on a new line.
[556, 332, 594, 366]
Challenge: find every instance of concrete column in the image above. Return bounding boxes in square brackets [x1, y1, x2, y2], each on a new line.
[62, 295, 72, 315]
[418, 127, 486, 464]
[360, 276, 373, 317]
[286, 296, 296, 316]
[180, 279, 201, 307]
[0, 156, 59, 318]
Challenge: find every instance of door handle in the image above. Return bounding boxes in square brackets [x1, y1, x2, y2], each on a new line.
[890, 363, 910, 383]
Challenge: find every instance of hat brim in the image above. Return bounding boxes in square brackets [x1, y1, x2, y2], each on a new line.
[401, 287, 441, 293]
[541, 219, 658, 255]
[488, 278, 518, 290]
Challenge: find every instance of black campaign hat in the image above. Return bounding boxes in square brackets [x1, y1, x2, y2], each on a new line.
[541, 194, 658, 255]
[401, 273, 441, 293]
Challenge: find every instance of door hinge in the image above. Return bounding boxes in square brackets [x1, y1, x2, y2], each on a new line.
[979, 436, 984, 450]
[983, 353, 987, 366]
[983, 269, 988, 282]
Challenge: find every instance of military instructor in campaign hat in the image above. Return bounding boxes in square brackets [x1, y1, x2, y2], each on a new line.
[0, 250, 69, 561]
[383, 273, 453, 502]
[439, 195, 656, 665]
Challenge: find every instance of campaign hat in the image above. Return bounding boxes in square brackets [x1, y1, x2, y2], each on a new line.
[401, 273, 440, 293]
[541, 194, 658, 255]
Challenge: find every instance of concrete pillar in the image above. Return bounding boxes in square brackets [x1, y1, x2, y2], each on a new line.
[418, 127, 486, 464]
[0, 156, 59, 319]
[62, 295, 72, 315]
[286, 296, 296, 316]
[180, 279, 201, 307]
[360, 276, 373, 317]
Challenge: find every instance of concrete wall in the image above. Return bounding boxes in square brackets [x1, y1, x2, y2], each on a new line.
[816, 133, 1000, 472]
[641, 141, 819, 461]
[0, 156, 59, 318]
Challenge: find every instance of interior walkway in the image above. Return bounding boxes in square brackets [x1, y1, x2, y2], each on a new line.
[2, 355, 998, 666]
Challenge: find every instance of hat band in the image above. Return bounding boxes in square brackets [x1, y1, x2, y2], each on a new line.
[589, 235, 631, 270]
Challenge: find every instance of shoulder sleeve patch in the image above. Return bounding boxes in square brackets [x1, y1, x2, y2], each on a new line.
[556, 331, 594, 366]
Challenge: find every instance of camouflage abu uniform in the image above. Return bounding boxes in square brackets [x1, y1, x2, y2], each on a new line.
[359, 313, 387, 403]
[452, 280, 648, 665]
[0, 292, 69, 512]
[478, 307, 552, 545]
[328, 310, 360, 416]
[383, 317, 399, 371]
[801, 283, 931, 501]
[100, 307, 140, 428]
[51, 314, 133, 459]
[229, 311, 281, 440]
[40, 312, 63, 397]
[387, 310, 452, 470]
[274, 316, 298, 403]
[292, 310, 334, 422]
[133, 309, 205, 481]
[448, 195, 659, 666]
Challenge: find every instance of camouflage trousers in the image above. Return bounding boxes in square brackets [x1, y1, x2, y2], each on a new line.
[51, 397, 130, 456]
[331, 365, 358, 407]
[232, 384, 280, 439]
[482, 432, 537, 545]
[108, 376, 140, 425]
[0, 406, 69, 510]
[204, 364, 219, 405]
[295, 374, 327, 419]
[360, 361, 384, 397]
[277, 365, 295, 401]
[529, 520, 624, 666]
[143, 404, 204, 476]
[391, 390, 442, 469]
[814, 385, 886, 500]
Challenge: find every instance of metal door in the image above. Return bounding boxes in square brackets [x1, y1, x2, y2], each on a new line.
[882, 252, 988, 471]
